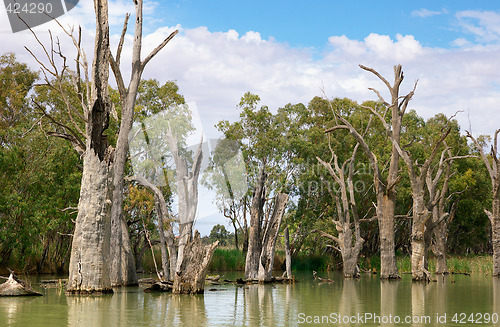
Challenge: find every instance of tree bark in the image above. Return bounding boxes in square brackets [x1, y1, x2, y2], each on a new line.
[411, 185, 432, 281]
[155, 198, 170, 281]
[491, 197, 500, 276]
[284, 227, 292, 279]
[66, 0, 114, 294]
[258, 193, 289, 282]
[108, 0, 177, 287]
[173, 231, 218, 294]
[245, 166, 266, 280]
[378, 194, 400, 279]
[433, 221, 448, 274]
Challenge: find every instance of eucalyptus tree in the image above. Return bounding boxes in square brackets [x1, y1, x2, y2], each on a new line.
[216, 93, 302, 281]
[202, 137, 248, 250]
[315, 142, 365, 278]
[0, 53, 80, 273]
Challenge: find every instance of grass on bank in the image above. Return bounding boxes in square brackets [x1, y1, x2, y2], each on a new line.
[141, 248, 493, 275]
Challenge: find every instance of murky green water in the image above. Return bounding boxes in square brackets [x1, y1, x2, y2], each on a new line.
[1, 272, 500, 326]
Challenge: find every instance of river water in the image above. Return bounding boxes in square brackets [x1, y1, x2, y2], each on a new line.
[1, 272, 500, 326]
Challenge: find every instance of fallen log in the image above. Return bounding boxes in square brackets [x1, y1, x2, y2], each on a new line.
[39, 279, 67, 288]
[144, 281, 173, 293]
[312, 271, 334, 283]
[0, 273, 42, 296]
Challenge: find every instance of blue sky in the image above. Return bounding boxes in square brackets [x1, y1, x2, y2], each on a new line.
[152, 0, 500, 49]
[1, 0, 500, 234]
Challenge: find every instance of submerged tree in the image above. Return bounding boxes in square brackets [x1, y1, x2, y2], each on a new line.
[315, 142, 364, 278]
[128, 99, 218, 293]
[326, 65, 413, 279]
[65, 0, 115, 293]
[216, 93, 294, 282]
[24, 0, 178, 291]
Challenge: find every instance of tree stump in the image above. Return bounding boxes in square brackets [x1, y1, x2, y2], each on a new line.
[173, 231, 218, 294]
[0, 273, 42, 297]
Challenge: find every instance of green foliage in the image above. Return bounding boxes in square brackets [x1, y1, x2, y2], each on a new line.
[0, 53, 80, 273]
[208, 248, 246, 271]
[208, 224, 232, 246]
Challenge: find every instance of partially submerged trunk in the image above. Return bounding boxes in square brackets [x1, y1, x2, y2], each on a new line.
[284, 227, 293, 279]
[411, 187, 432, 281]
[258, 193, 289, 282]
[109, 212, 137, 286]
[108, 1, 177, 287]
[66, 0, 114, 294]
[490, 197, 500, 276]
[316, 144, 364, 279]
[173, 231, 218, 294]
[433, 221, 448, 274]
[66, 144, 114, 294]
[245, 167, 266, 280]
[377, 194, 400, 279]
[326, 65, 413, 280]
[155, 198, 170, 281]
[0, 274, 42, 297]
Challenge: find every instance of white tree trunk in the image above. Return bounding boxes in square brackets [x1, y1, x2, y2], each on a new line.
[67, 149, 114, 293]
[258, 193, 288, 282]
[67, 0, 114, 294]
[245, 167, 266, 280]
[173, 231, 218, 294]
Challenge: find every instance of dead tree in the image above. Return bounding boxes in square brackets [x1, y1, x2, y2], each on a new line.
[173, 231, 219, 294]
[0, 273, 42, 297]
[66, 0, 114, 294]
[245, 167, 267, 280]
[467, 129, 500, 276]
[127, 174, 177, 280]
[245, 166, 289, 282]
[108, 1, 178, 287]
[316, 143, 364, 278]
[326, 65, 411, 279]
[425, 145, 462, 274]
[26, 0, 178, 289]
[164, 130, 204, 275]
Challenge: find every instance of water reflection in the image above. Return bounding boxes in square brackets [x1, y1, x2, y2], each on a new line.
[1, 273, 499, 326]
[381, 280, 399, 327]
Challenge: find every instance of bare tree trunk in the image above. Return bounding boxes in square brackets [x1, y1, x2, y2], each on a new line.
[245, 167, 266, 280]
[258, 193, 289, 282]
[342, 253, 360, 278]
[491, 197, 500, 276]
[108, 1, 177, 287]
[154, 199, 170, 280]
[326, 65, 413, 279]
[284, 227, 292, 279]
[411, 187, 432, 281]
[66, 0, 114, 294]
[378, 194, 400, 279]
[433, 221, 448, 274]
[173, 231, 218, 294]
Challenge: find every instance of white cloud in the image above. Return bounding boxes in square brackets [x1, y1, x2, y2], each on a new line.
[1, 4, 499, 141]
[456, 10, 500, 43]
[2, 4, 500, 233]
[412, 8, 448, 18]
